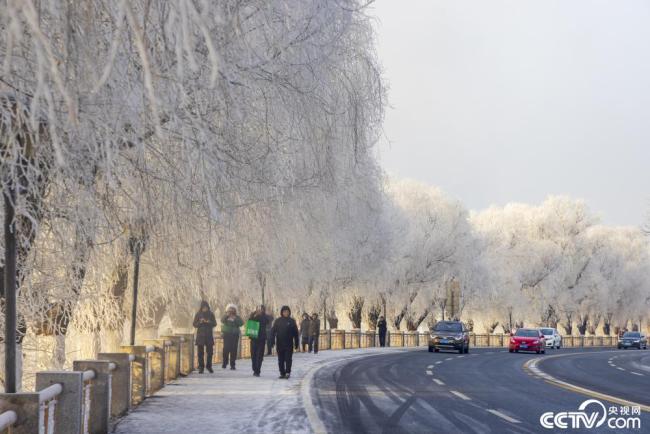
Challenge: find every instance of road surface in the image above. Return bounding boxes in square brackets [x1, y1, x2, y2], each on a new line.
[310, 347, 650, 433]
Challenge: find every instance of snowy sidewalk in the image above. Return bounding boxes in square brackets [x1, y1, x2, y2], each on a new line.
[111, 347, 411, 434]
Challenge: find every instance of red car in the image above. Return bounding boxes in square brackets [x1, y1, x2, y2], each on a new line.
[509, 328, 546, 354]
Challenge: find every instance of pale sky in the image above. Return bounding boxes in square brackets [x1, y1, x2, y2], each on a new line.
[371, 0, 650, 226]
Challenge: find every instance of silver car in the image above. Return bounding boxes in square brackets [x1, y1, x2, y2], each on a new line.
[540, 327, 562, 349]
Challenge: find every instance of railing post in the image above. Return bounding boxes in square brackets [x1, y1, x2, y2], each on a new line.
[73, 360, 112, 434]
[98, 353, 132, 417]
[160, 336, 181, 380]
[0, 393, 39, 434]
[119, 345, 147, 405]
[175, 334, 194, 375]
[143, 339, 166, 391]
[35, 371, 83, 433]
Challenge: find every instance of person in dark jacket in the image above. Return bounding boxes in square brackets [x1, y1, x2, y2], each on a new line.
[299, 313, 311, 352]
[271, 306, 299, 379]
[266, 313, 275, 356]
[377, 315, 387, 347]
[221, 304, 244, 370]
[249, 305, 273, 377]
[193, 301, 217, 373]
[308, 313, 320, 354]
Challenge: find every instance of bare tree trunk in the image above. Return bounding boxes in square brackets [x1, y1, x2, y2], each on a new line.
[366, 301, 381, 330]
[347, 296, 364, 329]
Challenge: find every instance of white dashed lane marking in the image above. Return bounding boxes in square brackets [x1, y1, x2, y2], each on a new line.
[432, 378, 445, 386]
[445, 358, 453, 361]
[450, 390, 471, 401]
[427, 365, 434, 369]
[426, 370, 433, 376]
[617, 367, 625, 371]
[435, 361, 443, 365]
[631, 372, 644, 376]
[487, 409, 521, 424]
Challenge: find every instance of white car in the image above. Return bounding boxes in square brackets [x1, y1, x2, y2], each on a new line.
[540, 327, 562, 349]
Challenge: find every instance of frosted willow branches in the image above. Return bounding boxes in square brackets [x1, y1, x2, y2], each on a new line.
[0, 0, 385, 341]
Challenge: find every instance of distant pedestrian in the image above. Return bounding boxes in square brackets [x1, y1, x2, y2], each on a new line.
[193, 301, 217, 373]
[300, 313, 311, 352]
[308, 313, 320, 354]
[249, 305, 273, 377]
[271, 306, 299, 379]
[266, 312, 275, 356]
[378, 316, 387, 347]
[221, 304, 244, 370]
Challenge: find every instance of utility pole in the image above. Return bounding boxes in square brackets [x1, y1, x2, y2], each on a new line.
[129, 229, 147, 346]
[257, 272, 266, 307]
[3, 184, 17, 393]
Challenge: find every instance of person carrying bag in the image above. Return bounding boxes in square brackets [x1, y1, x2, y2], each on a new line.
[248, 305, 272, 377]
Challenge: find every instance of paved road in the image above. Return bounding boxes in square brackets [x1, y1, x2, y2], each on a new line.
[310, 347, 650, 433]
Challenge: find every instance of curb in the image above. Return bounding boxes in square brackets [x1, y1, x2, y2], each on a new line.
[300, 348, 412, 433]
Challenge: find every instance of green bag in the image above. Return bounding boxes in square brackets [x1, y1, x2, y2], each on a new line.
[245, 319, 260, 338]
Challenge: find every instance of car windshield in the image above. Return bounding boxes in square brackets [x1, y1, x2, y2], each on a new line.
[541, 328, 554, 335]
[434, 322, 462, 332]
[515, 329, 539, 337]
[623, 332, 640, 338]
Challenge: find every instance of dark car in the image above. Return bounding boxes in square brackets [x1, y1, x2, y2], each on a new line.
[617, 332, 648, 350]
[429, 321, 470, 354]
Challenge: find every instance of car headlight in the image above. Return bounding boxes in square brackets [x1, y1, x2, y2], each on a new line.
[532, 340, 539, 344]
[634, 340, 640, 343]
[510, 338, 515, 343]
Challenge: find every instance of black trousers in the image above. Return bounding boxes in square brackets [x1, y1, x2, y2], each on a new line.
[379, 332, 386, 347]
[197, 344, 213, 370]
[222, 334, 238, 368]
[308, 336, 319, 353]
[277, 347, 294, 376]
[251, 338, 266, 374]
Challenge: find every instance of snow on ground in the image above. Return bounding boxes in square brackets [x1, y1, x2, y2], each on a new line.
[111, 347, 412, 434]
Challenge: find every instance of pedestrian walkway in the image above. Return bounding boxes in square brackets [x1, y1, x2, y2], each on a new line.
[112, 348, 401, 434]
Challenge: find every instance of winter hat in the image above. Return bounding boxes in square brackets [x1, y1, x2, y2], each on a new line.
[280, 305, 291, 315]
[200, 300, 210, 310]
[226, 303, 237, 312]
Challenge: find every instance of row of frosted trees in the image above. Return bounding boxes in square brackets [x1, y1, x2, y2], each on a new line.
[0, 0, 385, 389]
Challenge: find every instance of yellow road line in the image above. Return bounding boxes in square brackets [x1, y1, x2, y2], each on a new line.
[523, 353, 650, 412]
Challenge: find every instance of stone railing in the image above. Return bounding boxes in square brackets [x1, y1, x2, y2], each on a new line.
[208, 329, 619, 363]
[0, 333, 193, 434]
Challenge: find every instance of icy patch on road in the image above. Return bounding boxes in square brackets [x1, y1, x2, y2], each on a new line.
[112, 347, 410, 434]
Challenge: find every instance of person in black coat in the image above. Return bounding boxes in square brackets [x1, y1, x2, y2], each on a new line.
[377, 315, 387, 347]
[299, 313, 311, 352]
[249, 305, 273, 377]
[308, 313, 320, 354]
[271, 305, 299, 379]
[265, 314, 275, 356]
[193, 301, 217, 373]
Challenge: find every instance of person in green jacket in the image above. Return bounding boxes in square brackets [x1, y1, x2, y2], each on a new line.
[221, 304, 244, 369]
